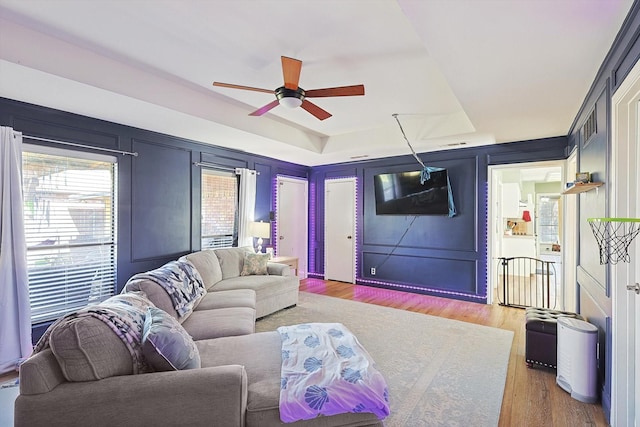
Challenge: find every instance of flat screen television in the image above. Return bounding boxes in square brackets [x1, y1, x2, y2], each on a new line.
[374, 169, 450, 215]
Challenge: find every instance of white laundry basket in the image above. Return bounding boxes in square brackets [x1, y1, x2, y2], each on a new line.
[556, 317, 599, 403]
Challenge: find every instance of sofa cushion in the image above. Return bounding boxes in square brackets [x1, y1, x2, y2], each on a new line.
[123, 278, 181, 321]
[181, 250, 223, 290]
[197, 332, 381, 427]
[241, 252, 270, 276]
[142, 307, 201, 371]
[197, 332, 282, 420]
[43, 292, 155, 382]
[125, 260, 206, 320]
[215, 246, 254, 279]
[48, 316, 134, 382]
[212, 275, 298, 302]
[181, 307, 256, 340]
[195, 289, 256, 311]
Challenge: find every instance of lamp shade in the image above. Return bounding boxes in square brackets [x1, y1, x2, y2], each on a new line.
[522, 210, 532, 222]
[249, 221, 271, 238]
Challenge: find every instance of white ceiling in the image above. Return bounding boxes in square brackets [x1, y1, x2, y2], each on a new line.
[0, 0, 633, 166]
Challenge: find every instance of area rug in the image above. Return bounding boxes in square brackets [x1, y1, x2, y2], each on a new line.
[255, 292, 513, 427]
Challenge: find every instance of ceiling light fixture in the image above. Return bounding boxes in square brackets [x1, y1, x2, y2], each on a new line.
[275, 86, 304, 108]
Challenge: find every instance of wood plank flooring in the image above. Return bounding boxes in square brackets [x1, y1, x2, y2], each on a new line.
[300, 278, 608, 427]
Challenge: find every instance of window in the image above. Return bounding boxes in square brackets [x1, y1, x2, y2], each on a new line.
[201, 169, 238, 249]
[23, 145, 117, 324]
[537, 195, 560, 244]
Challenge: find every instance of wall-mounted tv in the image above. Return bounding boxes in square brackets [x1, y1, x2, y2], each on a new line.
[374, 169, 451, 215]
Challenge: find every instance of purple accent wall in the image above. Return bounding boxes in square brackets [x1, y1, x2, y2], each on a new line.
[310, 137, 567, 303]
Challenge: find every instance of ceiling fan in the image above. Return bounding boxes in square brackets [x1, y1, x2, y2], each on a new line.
[213, 56, 365, 121]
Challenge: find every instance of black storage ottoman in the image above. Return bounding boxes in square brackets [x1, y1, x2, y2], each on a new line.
[525, 307, 583, 369]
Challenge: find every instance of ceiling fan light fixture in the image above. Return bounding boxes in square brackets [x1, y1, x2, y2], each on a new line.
[279, 97, 303, 108]
[276, 86, 305, 108]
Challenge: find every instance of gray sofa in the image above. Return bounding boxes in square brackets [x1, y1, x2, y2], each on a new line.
[14, 247, 383, 427]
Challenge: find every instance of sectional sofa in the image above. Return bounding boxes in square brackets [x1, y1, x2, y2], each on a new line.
[14, 246, 383, 427]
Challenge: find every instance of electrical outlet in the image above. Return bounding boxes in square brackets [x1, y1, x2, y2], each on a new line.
[370, 267, 376, 275]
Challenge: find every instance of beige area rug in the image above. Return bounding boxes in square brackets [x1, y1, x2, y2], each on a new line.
[255, 292, 513, 427]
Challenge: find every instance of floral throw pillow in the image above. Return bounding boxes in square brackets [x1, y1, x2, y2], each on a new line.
[142, 307, 201, 371]
[240, 252, 270, 276]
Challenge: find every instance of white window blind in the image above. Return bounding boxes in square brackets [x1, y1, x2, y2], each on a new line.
[201, 169, 237, 249]
[537, 195, 560, 244]
[23, 146, 117, 324]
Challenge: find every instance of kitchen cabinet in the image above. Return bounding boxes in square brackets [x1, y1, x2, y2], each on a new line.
[502, 183, 521, 217]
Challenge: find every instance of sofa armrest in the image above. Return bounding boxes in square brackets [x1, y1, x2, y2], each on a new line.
[15, 365, 248, 427]
[267, 262, 291, 276]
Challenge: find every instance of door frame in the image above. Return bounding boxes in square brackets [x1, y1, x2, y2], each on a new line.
[610, 58, 640, 427]
[487, 160, 566, 305]
[275, 175, 308, 278]
[324, 177, 356, 284]
[564, 149, 578, 313]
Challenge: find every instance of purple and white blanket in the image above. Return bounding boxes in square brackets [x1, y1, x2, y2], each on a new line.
[126, 259, 205, 318]
[277, 323, 390, 423]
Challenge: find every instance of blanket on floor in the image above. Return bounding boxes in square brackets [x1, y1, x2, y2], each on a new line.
[277, 323, 390, 423]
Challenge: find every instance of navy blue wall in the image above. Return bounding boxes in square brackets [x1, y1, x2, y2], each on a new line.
[566, 1, 640, 420]
[310, 136, 567, 303]
[0, 97, 308, 339]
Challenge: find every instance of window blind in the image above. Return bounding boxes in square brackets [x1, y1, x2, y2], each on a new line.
[201, 169, 238, 249]
[23, 146, 117, 324]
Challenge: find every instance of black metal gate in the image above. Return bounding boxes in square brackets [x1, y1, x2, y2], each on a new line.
[496, 257, 557, 309]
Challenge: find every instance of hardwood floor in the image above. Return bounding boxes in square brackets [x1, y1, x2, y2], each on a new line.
[300, 278, 608, 427]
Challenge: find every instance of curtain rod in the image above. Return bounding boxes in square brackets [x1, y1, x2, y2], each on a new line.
[193, 161, 260, 175]
[23, 135, 138, 157]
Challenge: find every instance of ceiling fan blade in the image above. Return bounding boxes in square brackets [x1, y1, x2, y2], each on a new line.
[249, 99, 280, 116]
[282, 56, 302, 90]
[305, 84, 365, 98]
[300, 99, 332, 121]
[213, 82, 273, 94]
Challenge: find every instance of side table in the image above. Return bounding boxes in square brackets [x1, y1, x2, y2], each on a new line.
[271, 255, 299, 276]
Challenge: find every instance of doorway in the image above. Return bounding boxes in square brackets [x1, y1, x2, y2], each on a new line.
[324, 178, 356, 283]
[275, 176, 308, 278]
[487, 161, 567, 307]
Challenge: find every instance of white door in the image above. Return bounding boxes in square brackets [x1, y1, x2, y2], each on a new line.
[611, 59, 640, 426]
[276, 176, 308, 277]
[324, 178, 356, 283]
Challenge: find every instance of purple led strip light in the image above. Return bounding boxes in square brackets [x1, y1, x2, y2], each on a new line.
[272, 175, 279, 256]
[357, 278, 487, 300]
[301, 175, 487, 301]
[308, 180, 316, 274]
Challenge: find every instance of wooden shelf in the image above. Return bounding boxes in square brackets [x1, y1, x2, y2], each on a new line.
[562, 182, 603, 195]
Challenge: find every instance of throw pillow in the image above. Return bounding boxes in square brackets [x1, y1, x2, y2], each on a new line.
[142, 307, 201, 371]
[240, 252, 270, 276]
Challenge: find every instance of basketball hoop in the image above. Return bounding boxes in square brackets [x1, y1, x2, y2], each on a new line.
[587, 218, 640, 264]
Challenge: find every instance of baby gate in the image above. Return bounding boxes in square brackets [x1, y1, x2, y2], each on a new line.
[496, 257, 558, 309]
